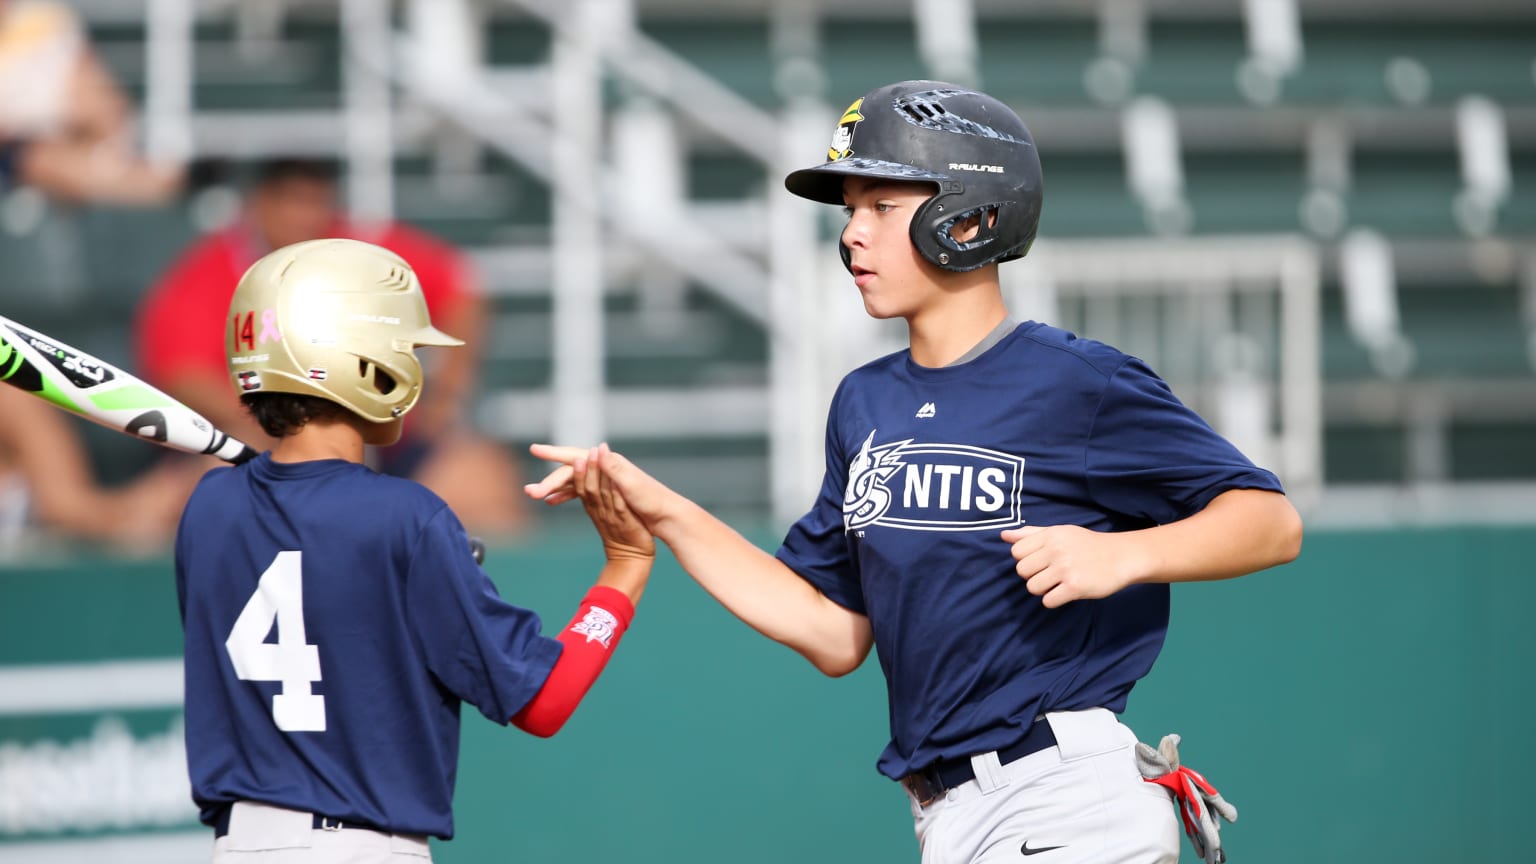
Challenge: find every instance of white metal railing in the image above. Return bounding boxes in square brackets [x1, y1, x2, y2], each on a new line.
[1008, 236, 1324, 510]
[321, 2, 1332, 521]
[123, 0, 1536, 527]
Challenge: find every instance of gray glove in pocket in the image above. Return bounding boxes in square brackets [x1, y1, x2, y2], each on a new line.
[1136, 733, 1238, 864]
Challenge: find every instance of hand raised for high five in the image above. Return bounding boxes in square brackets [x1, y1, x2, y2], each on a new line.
[553, 443, 655, 563]
[524, 443, 675, 533]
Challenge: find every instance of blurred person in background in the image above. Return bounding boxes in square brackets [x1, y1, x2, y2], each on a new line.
[0, 0, 184, 205]
[0, 0, 188, 556]
[135, 157, 526, 538]
[0, 386, 186, 553]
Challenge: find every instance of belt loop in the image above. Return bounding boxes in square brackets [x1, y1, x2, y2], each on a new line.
[969, 749, 1008, 794]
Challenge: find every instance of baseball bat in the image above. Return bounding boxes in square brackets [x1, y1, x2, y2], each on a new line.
[0, 313, 258, 464]
[0, 314, 489, 564]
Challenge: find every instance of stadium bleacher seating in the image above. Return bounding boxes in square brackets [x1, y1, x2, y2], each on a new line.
[5, 0, 1533, 515]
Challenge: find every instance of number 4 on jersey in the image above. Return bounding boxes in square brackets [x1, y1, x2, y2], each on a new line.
[225, 550, 327, 732]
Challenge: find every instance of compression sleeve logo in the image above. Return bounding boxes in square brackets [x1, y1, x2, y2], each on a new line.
[571, 606, 620, 648]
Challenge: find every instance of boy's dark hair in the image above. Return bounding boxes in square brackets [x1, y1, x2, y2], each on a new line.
[252, 157, 339, 189]
[242, 393, 353, 438]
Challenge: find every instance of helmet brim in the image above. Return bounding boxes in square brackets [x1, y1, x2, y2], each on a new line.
[414, 326, 465, 348]
[784, 158, 948, 206]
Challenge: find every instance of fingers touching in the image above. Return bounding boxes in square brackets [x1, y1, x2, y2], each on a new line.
[569, 443, 655, 559]
[523, 443, 581, 504]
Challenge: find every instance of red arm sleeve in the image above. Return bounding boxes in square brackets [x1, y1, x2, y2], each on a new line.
[512, 585, 637, 738]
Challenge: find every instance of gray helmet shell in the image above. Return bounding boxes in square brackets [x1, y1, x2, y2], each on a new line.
[784, 80, 1044, 273]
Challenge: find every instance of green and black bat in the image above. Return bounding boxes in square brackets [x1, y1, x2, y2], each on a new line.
[0, 312, 258, 464]
[0, 313, 488, 564]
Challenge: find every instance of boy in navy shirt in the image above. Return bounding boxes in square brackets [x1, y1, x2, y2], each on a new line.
[178, 238, 652, 862]
[527, 81, 1302, 864]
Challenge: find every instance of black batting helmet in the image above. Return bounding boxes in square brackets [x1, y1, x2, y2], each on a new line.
[784, 80, 1043, 273]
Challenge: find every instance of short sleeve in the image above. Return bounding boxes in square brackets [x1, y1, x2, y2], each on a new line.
[1085, 357, 1284, 524]
[404, 507, 562, 724]
[775, 388, 867, 615]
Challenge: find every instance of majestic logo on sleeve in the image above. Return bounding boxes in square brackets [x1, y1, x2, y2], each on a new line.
[843, 430, 1025, 532]
[571, 606, 619, 648]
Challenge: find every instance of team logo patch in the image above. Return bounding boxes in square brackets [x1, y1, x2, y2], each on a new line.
[236, 370, 263, 392]
[571, 606, 619, 648]
[843, 430, 1025, 532]
[827, 97, 864, 161]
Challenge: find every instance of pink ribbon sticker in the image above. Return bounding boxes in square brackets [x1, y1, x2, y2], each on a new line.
[258, 308, 282, 344]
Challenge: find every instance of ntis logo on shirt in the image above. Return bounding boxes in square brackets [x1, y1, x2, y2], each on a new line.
[843, 430, 1025, 532]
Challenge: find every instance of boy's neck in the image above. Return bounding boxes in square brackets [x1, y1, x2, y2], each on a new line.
[907, 274, 1010, 368]
[269, 418, 369, 465]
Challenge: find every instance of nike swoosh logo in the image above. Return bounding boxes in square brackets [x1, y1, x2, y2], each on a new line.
[1021, 841, 1067, 856]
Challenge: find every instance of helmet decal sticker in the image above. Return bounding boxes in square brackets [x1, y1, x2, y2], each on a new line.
[827, 97, 865, 162]
[233, 310, 255, 352]
[257, 308, 282, 344]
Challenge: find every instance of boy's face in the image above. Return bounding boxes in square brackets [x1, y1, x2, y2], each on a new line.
[840, 177, 945, 320]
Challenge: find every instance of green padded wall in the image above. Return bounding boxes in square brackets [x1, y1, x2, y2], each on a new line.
[1, 525, 1532, 862]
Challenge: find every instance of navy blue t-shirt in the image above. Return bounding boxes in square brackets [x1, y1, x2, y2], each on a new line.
[176, 454, 562, 839]
[777, 322, 1283, 780]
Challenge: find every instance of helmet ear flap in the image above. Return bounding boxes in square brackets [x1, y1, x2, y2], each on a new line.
[913, 191, 1031, 272]
[358, 359, 397, 396]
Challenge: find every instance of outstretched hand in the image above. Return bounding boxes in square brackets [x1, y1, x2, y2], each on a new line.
[523, 444, 588, 506]
[525, 442, 672, 532]
[1001, 524, 1142, 608]
[559, 443, 654, 562]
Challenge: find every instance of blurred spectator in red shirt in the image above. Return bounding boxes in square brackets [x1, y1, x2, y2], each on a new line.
[135, 158, 527, 538]
[0, 0, 183, 205]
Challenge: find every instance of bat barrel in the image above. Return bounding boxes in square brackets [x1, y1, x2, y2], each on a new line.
[1, 314, 257, 465]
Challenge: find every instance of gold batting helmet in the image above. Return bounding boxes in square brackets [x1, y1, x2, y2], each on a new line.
[225, 238, 463, 425]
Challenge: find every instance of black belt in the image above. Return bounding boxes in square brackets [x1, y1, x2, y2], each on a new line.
[212, 806, 388, 839]
[901, 718, 1058, 807]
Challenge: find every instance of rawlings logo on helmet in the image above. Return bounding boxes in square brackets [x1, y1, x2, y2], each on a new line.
[827, 97, 865, 162]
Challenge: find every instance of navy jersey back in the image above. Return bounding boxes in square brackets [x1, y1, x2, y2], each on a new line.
[176, 454, 561, 839]
[777, 322, 1283, 780]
